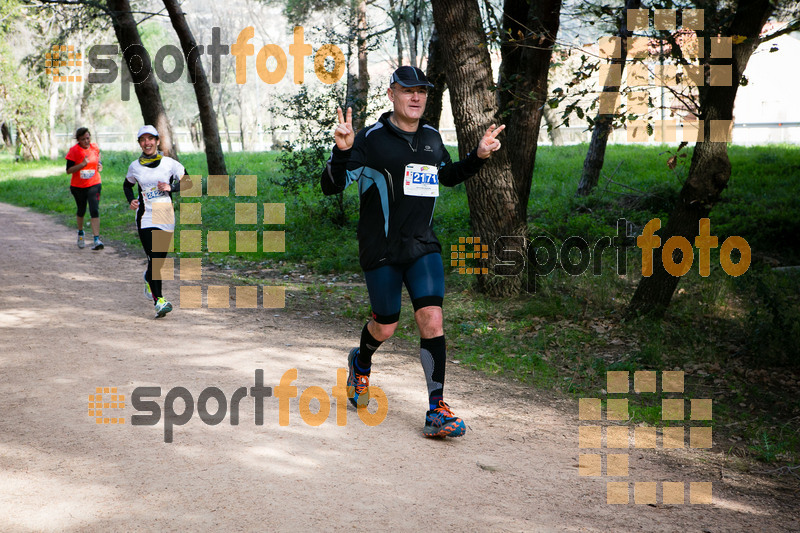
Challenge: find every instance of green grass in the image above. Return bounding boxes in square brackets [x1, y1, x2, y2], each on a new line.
[2, 144, 799, 465]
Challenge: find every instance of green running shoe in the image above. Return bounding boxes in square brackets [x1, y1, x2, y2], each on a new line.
[154, 297, 172, 318]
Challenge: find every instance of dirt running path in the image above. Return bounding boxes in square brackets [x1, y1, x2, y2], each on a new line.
[0, 202, 796, 532]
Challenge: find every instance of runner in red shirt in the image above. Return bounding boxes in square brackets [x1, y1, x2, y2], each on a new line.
[65, 127, 104, 250]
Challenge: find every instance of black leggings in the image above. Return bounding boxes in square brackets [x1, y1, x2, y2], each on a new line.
[70, 184, 101, 218]
[138, 228, 172, 301]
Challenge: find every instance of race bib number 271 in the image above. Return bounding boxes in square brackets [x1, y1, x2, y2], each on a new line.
[403, 163, 439, 197]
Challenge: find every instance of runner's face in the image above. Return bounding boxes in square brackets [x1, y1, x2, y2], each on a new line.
[138, 134, 158, 156]
[77, 132, 91, 149]
[388, 85, 428, 124]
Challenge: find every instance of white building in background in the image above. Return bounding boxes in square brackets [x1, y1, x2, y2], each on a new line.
[438, 25, 800, 147]
[525, 26, 800, 147]
[731, 29, 800, 145]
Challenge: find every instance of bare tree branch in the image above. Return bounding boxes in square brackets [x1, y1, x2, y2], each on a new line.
[23, 0, 168, 21]
[22, 0, 108, 14]
[365, 24, 394, 41]
[758, 18, 800, 43]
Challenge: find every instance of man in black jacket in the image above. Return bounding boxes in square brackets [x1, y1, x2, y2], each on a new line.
[321, 65, 504, 437]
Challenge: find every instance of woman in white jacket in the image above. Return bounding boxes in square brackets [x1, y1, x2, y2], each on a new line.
[123, 125, 191, 318]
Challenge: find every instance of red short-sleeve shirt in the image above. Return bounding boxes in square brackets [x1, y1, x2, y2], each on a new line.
[66, 143, 102, 188]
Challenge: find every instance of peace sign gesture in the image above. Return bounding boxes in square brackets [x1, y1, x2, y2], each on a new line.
[477, 124, 506, 159]
[335, 107, 355, 151]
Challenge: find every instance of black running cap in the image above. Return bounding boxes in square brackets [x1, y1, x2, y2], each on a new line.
[390, 66, 434, 88]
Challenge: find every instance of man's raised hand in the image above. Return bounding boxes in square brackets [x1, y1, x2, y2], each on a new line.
[477, 124, 506, 159]
[335, 107, 355, 151]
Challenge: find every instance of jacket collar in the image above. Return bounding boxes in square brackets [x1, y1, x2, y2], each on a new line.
[378, 111, 428, 138]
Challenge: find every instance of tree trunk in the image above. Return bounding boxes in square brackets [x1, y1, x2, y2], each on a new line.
[80, 80, 96, 137]
[542, 105, 564, 146]
[423, 26, 446, 129]
[106, 0, 176, 158]
[432, 0, 525, 297]
[627, 0, 773, 318]
[221, 105, 233, 153]
[410, 0, 420, 67]
[190, 119, 201, 150]
[73, 40, 84, 131]
[389, 0, 404, 66]
[341, 4, 367, 132]
[351, 0, 369, 131]
[162, 0, 227, 174]
[48, 83, 59, 158]
[497, 0, 562, 221]
[238, 97, 246, 151]
[16, 124, 41, 161]
[216, 86, 232, 152]
[577, 0, 640, 197]
[1, 122, 12, 147]
[404, 20, 414, 68]
[31, 128, 45, 158]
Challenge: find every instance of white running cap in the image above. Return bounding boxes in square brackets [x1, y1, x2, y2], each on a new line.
[137, 125, 159, 139]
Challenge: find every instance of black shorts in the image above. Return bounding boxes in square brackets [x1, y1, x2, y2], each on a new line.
[363, 252, 445, 324]
[70, 183, 102, 218]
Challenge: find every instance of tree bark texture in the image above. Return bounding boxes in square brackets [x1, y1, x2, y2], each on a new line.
[406, 0, 422, 67]
[497, 0, 562, 219]
[162, 0, 227, 175]
[577, 0, 641, 197]
[106, 0, 176, 158]
[1, 122, 12, 147]
[542, 105, 564, 146]
[627, 0, 773, 318]
[189, 120, 201, 151]
[432, 0, 525, 296]
[389, 0, 405, 66]
[48, 83, 59, 158]
[346, 0, 370, 132]
[238, 115, 246, 151]
[16, 124, 41, 161]
[216, 86, 233, 152]
[422, 26, 446, 129]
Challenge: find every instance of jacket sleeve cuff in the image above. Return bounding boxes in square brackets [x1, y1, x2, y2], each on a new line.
[332, 146, 352, 161]
[466, 146, 487, 171]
